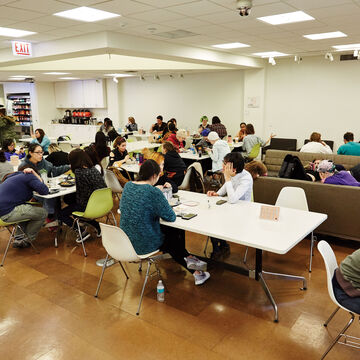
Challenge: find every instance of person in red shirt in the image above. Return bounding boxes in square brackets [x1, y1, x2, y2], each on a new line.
[167, 129, 187, 152]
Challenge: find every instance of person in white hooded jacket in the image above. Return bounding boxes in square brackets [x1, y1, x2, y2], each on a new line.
[206, 131, 230, 172]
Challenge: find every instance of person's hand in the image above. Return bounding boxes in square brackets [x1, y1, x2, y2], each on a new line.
[207, 191, 218, 197]
[270, 133, 276, 138]
[224, 162, 235, 182]
[109, 152, 114, 158]
[163, 182, 171, 188]
[124, 155, 130, 161]
[114, 160, 122, 168]
[23, 168, 35, 174]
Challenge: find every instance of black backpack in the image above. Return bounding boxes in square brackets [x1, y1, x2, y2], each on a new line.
[189, 167, 205, 193]
[279, 154, 310, 181]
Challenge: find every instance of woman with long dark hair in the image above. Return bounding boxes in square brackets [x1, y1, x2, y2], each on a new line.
[120, 159, 210, 285]
[94, 131, 110, 161]
[31, 128, 51, 153]
[1, 138, 25, 161]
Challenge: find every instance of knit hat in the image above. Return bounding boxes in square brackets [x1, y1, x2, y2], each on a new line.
[207, 131, 219, 141]
[317, 160, 336, 173]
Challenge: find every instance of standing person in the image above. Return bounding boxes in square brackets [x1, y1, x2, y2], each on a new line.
[236, 122, 247, 141]
[58, 149, 107, 241]
[0, 166, 48, 248]
[94, 131, 111, 162]
[205, 131, 230, 172]
[207, 152, 253, 259]
[125, 117, 138, 132]
[242, 124, 275, 157]
[209, 116, 227, 139]
[162, 142, 186, 186]
[167, 129, 187, 152]
[337, 132, 360, 156]
[100, 118, 114, 137]
[0, 150, 14, 182]
[150, 115, 166, 134]
[1, 139, 25, 161]
[108, 136, 129, 167]
[46, 143, 69, 166]
[31, 128, 51, 153]
[198, 116, 210, 134]
[300, 132, 332, 154]
[120, 159, 210, 285]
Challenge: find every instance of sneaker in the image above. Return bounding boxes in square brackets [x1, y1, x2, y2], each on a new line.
[44, 220, 59, 228]
[12, 240, 31, 248]
[184, 256, 207, 271]
[193, 271, 210, 285]
[75, 230, 90, 243]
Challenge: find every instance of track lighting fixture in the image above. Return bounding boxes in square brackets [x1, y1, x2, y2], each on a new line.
[179, 74, 184, 78]
[112, 76, 118, 83]
[325, 52, 334, 61]
[154, 74, 160, 80]
[294, 55, 302, 63]
[140, 75, 145, 81]
[268, 57, 276, 65]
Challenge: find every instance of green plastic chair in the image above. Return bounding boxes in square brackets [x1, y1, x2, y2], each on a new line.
[72, 188, 116, 257]
[127, 138, 136, 143]
[0, 218, 38, 266]
[247, 143, 261, 160]
[157, 145, 163, 153]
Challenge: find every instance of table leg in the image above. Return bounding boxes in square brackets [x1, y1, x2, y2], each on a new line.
[262, 270, 307, 290]
[258, 272, 279, 322]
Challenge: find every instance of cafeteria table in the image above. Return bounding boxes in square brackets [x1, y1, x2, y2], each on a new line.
[161, 190, 327, 322]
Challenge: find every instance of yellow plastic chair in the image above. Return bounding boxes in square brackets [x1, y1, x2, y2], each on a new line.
[72, 188, 116, 257]
[247, 143, 261, 161]
[0, 218, 38, 266]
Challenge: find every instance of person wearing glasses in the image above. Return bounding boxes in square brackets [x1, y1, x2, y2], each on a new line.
[20, 143, 70, 228]
[1, 139, 26, 161]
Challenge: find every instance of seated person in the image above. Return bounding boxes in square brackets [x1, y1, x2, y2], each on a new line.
[100, 118, 114, 137]
[206, 131, 230, 172]
[2, 139, 25, 161]
[167, 129, 187, 152]
[0, 150, 14, 182]
[58, 149, 107, 241]
[198, 116, 209, 134]
[84, 145, 104, 176]
[108, 136, 129, 167]
[207, 152, 253, 259]
[209, 116, 227, 139]
[300, 132, 332, 154]
[162, 142, 186, 186]
[125, 116, 138, 132]
[332, 247, 360, 314]
[31, 128, 51, 154]
[162, 122, 177, 142]
[46, 143, 69, 166]
[120, 159, 210, 285]
[236, 122, 247, 141]
[0, 165, 48, 248]
[317, 160, 360, 186]
[94, 131, 111, 161]
[242, 124, 275, 157]
[150, 115, 166, 134]
[337, 132, 360, 156]
[244, 160, 268, 180]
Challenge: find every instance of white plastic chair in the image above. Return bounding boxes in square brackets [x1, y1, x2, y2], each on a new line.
[94, 223, 168, 316]
[275, 186, 316, 272]
[104, 169, 123, 200]
[179, 162, 204, 191]
[317, 241, 360, 359]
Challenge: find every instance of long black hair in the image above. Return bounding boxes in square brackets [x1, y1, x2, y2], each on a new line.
[137, 159, 160, 181]
[94, 131, 109, 160]
[1, 138, 14, 153]
[35, 128, 45, 143]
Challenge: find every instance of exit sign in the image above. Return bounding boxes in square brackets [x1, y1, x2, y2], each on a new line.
[12, 41, 32, 57]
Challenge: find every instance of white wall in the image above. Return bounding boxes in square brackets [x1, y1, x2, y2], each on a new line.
[121, 71, 245, 135]
[264, 56, 360, 151]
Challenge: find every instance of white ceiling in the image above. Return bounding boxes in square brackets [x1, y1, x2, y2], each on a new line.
[0, 0, 360, 81]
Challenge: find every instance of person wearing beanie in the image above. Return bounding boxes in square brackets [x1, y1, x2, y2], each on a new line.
[206, 131, 230, 172]
[318, 160, 360, 186]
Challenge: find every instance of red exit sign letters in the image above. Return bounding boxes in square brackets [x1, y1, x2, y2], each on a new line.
[12, 41, 32, 57]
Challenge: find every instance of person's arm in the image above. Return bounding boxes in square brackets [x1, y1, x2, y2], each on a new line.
[322, 143, 332, 154]
[4, 152, 11, 161]
[209, 144, 219, 161]
[48, 160, 70, 177]
[263, 133, 276, 147]
[337, 146, 344, 155]
[25, 170, 49, 195]
[150, 123, 155, 133]
[153, 187, 176, 222]
[224, 176, 252, 204]
[41, 136, 51, 150]
[216, 183, 227, 197]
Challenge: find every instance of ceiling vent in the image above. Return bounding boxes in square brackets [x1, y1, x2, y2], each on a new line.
[154, 29, 198, 39]
[340, 54, 359, 61]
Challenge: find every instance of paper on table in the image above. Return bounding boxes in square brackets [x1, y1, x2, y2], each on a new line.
[260, 205, 280, 221]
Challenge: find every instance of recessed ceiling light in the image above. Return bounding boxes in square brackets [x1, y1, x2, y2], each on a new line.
[258, 11, 314, 25]
[304, 31, 347, 40]
[43, 72, 70, 75]
[59, 77, 80, 80]
[212, 42, 250, 49]
[0, 26, 36, 38]
[54, 6, 120, 22]
[9, 75, 33, 78]
[332, 43, 360, 51]
[8, 77, 25, 81]
[253, 51, 288, 58]
[104, 73, 135, 77]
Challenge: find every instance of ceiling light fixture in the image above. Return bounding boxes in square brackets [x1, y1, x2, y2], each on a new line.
[140, 75, 145, 81]
[294, 55, 302, 63]
[104, 73, 134, 78]
[303, 31, 347, 40]
[8, 77, 25, 81]
[9, 75, 32, 78]
[332, 43, 360, 51]
[43, 72, 70, 75]
[154, 75, 160, 80]
[325, 52, 334, 62]
[0, 26, 36, 38]
[112, 77, 118, 84]
[258, 11, 314, 25]
[59, 77, 80, 80]
[53, 7, 120, 22]
[179, 74, 184, 78]
[354, 50, 359, 57]
[253, 51, 288, 58]
[169, 74, 174, 79]
[212, 42, 250, 49]
[268, 57, 276, 66]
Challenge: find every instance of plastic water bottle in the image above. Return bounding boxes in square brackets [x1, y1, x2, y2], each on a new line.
[135, 153, 140, 164]
[157, 280, 165, 302]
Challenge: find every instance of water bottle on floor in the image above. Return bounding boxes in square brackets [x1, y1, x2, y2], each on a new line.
[157, 280, 165, 302]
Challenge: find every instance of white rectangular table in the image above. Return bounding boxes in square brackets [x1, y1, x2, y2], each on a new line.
[126, 141, 159, 153]
[120, 163, 140, 174]
[179, 151, 209, 161]
[161, 191, 327, 322]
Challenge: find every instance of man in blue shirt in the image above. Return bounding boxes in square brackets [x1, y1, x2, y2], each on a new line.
[337, 132, 360, 156]
[0, 166, 48, 248]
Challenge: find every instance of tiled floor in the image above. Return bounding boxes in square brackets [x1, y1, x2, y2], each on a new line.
[0, 218, 359, 360]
